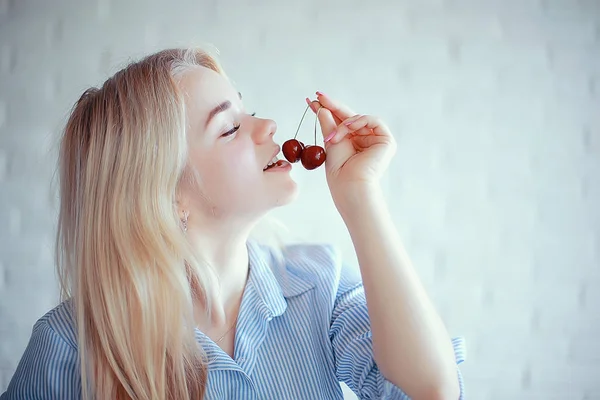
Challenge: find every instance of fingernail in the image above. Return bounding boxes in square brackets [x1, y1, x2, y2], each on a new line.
[324, 129, 336, 142]
[316, 91, 325, 97]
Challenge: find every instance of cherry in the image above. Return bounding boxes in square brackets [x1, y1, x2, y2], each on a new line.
[301, 145, 326, 170]
[283, 101, 327, 170]
[282, 139, 304, 163]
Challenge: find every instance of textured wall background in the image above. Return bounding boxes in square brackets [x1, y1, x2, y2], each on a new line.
[1, 0, 599, 399]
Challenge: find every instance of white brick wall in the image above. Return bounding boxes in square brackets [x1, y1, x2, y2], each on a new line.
[1, 0, 599, 399]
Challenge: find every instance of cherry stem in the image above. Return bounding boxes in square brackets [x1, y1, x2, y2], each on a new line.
[293, 103, 312, 140]
[314, 106, 323, 145]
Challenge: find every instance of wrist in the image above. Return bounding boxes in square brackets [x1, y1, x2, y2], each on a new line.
[332, 183, 387, 219]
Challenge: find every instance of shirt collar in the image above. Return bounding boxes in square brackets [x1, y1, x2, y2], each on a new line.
[193, 240, 316, 372]
[246, 240, 315, 317]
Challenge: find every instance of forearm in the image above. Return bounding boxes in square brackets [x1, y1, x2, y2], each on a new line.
[336, 185, 460, 400]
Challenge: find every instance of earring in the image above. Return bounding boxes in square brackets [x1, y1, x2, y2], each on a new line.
[181, 210, 189, 232]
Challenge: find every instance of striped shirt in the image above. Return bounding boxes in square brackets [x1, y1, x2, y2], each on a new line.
[1, 240, 466, 399]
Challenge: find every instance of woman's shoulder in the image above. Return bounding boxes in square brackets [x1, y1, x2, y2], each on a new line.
[31, 299, 78, 350]
[1, 300, 79, 398]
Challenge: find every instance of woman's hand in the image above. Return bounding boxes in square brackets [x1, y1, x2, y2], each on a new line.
[306, 92, 397, 204]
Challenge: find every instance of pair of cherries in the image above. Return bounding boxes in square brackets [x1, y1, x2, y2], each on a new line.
[281, 101, 327, 170]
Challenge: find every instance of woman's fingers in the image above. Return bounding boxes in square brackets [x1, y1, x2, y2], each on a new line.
[315, 92, 356, 123]
[304, 93, 384, 145]
[325, 114, 394, 144]
[304, 98, 338, 141]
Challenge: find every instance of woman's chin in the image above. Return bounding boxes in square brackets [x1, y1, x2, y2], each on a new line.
[272, 182, 299, 208]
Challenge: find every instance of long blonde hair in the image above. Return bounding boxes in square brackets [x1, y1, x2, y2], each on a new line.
[55, 48, 226, 399]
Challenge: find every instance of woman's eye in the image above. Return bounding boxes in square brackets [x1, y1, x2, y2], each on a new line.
[221, 113, 255, 137]
[222, 124, 240, 137]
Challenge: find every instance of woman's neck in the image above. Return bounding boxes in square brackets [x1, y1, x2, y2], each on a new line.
[187, 229, 251, 328]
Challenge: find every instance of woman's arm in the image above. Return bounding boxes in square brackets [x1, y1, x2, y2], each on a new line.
[308, 91, 463, 400]
[337, 184, 461, 400]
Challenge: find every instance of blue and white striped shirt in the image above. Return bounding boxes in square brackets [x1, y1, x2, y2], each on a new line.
[1, 241, 466, 399]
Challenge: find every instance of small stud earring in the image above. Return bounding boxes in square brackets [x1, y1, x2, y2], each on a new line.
[181, 210, 189, 232]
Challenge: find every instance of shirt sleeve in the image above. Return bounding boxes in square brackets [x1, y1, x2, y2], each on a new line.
[329, 279, 466, 400]
[1, 320, 80, 400]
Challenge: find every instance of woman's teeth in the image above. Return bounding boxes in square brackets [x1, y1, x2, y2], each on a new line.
[264, 156, 279, 171]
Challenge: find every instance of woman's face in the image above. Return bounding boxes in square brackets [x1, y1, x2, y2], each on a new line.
[176, 66, 297, 222]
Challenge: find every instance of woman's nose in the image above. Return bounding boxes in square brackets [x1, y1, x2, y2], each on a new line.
[254, 118, 277, 143]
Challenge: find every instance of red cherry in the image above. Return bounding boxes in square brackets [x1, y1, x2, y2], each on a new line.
[301, 145, 326, 170]
[282, 139, 304, 163]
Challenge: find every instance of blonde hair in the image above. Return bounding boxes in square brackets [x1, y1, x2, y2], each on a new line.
[55, 48, 227, 399]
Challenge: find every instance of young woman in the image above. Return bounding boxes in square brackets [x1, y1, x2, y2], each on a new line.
[1, 48, 465, 400]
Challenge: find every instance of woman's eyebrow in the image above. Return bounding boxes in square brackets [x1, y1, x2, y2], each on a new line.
[205, 101, 231, 128]
[204, 92, 243, 128]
